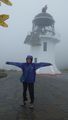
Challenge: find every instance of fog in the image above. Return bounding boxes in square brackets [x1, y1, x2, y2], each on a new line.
[0, 0, 68, 70]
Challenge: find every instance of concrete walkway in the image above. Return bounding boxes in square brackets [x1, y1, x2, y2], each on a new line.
[0, 71, 68, 120]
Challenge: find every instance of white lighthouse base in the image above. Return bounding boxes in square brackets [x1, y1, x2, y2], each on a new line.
[36, 65, 61, 75]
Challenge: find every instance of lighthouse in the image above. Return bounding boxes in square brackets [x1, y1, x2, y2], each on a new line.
[24, 5, 61, 74]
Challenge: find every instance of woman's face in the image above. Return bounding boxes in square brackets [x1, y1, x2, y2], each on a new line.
[26, 58, 32, 63]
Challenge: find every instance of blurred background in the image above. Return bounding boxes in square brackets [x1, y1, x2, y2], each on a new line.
[0, 0, 68, 70]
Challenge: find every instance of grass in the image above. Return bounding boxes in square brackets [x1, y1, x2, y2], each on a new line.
[0, 69, 7, 79]
[64, 69, 68, 71]
[61, 69, 68, 72]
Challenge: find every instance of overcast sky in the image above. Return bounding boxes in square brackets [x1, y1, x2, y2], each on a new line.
[0, 0, 68, 69]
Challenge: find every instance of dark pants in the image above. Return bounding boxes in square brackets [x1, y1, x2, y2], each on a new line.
[23, 82, 34, 104]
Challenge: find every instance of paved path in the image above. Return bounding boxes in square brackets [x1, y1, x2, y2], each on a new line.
[0, 71, 68, 120]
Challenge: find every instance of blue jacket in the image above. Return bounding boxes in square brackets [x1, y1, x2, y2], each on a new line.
[6, 62, 52, 83]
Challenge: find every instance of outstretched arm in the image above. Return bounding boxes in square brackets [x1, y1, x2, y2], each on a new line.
[35, 62, 52, 70]
[6, 62, 24, 69]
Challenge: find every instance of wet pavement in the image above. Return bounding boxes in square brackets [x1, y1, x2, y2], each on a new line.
[0, 71, 68, 120]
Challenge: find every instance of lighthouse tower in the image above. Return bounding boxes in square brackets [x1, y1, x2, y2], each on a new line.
[24, 5, 61, 74]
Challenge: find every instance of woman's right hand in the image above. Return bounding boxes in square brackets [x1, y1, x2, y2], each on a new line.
[6, 62, 9, 64]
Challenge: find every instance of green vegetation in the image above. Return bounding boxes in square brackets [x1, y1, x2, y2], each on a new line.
[0, 69, 7, 78]
[61, 69, 68, 72]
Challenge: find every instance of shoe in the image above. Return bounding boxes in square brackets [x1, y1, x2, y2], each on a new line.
[29, 103, 34, 109]
[20, 101, 26, 107]
[22, 97, 28, 106]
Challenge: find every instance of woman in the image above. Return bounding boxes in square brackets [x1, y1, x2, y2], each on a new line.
[6, 55, 52, 108]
